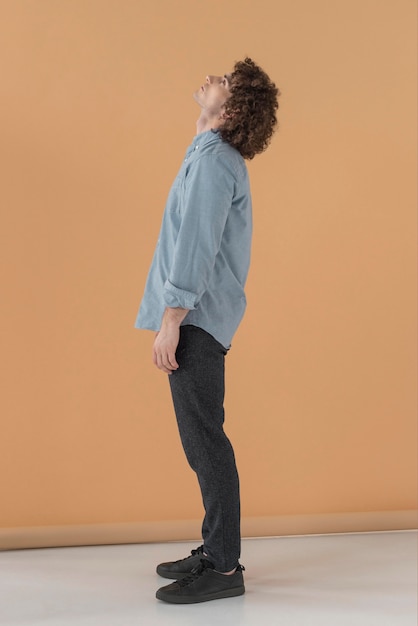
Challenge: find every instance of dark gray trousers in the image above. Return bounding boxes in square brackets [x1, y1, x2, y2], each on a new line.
[168, 324, 241, 572]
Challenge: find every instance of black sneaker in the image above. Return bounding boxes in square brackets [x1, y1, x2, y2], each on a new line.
[156, 545, 206, 579]
[156, 559, 245, 604]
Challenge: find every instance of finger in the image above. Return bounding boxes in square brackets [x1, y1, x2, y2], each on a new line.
[167, 351, 179, 369]
[155, 358, 170, 374]
[157, 351, 173, 374]
[159, 362, 173, 374]
[162, 353, 177, 371]
[159, 347, 175, 371]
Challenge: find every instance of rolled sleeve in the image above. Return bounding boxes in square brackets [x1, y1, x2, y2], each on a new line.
[163, 279, 198, 310]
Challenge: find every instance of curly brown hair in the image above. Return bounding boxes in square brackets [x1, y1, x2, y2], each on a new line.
[219, 57, 280, 160]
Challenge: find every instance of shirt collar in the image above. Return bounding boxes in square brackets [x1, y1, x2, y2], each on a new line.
[191, 129, 220, 148]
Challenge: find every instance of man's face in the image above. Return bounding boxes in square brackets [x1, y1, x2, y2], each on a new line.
[193, 74, 232, 117]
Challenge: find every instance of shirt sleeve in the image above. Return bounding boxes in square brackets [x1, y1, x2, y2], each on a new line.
[163, 153, 236, 310]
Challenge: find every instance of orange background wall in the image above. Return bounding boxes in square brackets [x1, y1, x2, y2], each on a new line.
[1, 0, 416, 543]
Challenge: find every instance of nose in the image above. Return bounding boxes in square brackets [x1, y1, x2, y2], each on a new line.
[206, 75, 222, 85]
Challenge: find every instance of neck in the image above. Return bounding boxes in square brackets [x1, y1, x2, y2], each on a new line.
[196, 111, 223, 135]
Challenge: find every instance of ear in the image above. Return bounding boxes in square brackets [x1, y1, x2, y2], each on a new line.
[219, 108, 238, 121]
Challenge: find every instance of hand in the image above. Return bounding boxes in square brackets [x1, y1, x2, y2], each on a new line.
[152, 307, 189, 374]
[152, 327, 180, 375]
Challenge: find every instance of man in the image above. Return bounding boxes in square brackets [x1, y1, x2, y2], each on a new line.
[135, 57, 279, 604]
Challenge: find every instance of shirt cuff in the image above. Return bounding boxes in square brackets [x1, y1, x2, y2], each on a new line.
[163, 279, 198, 310]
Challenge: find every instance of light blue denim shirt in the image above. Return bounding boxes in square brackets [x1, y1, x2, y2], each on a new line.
[134, 129, 252, 349]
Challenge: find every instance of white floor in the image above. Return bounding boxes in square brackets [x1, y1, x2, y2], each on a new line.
[0, 531, 416, 626]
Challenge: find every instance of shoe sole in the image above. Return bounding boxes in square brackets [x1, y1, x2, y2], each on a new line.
[156, 585, 245, 604]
